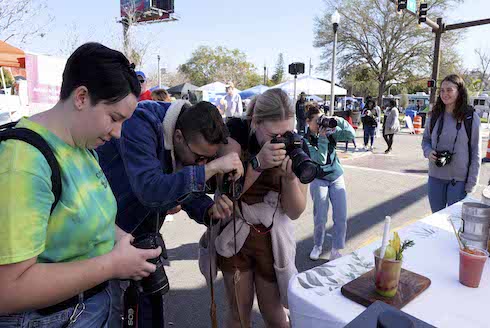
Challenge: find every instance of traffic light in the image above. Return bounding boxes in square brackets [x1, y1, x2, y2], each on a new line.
[427, 79, 436, 88]
[398, 0, 407, 10]
[419, 3, 428, 24]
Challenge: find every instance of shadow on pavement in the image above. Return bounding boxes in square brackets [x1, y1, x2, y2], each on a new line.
[295, 183, 428, 273]
[164, 276, 265, 328]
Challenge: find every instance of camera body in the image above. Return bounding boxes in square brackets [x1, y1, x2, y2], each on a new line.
[271, 131, 319, 184]
[434, 150, 453, 167]
[221, 171, 244, 200]
[132, 233, 169, 296]
[317, 115, 338, 129]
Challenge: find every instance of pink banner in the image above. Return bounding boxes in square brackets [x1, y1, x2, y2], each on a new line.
[26, 53, 66, 106]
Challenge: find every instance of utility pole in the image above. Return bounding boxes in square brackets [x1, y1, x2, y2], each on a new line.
[429, 18, 443, 106]
[264, 64, 267, 85]
[157, 55, 161, 88]
[309, 58, 312, 76]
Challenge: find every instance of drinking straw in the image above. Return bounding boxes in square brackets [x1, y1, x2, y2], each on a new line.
[448, 218, 464, 250]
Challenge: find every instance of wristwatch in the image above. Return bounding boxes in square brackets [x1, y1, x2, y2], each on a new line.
[250, 156, 264, 172]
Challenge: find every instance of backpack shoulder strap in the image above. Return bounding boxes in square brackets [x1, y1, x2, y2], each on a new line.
[463, 107, 475, 183]
[429, 110, 441, 134]
[0, 123, 62, 214]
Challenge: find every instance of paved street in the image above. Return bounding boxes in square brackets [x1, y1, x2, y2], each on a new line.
[159, 127, 489, 327]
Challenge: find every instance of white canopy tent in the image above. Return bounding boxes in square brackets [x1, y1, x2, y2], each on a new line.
[272, 75, 347, 98]
[197, 81, 241, 93]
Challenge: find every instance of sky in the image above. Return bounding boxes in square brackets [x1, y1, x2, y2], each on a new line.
[13, 0, 490, 80]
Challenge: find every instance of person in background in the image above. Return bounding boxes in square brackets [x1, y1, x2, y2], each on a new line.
[0, 42, 159, 327]
[136, 71, 152, 101]
[295, 92, 307, 135]
[305, 106, 355, 261]
[383, 99, 400, 154]
[422, 74, 481, 213]
[151, 88, 171, 102]
[361, 99, 378, 151]
[344, 109, 358, 152]
[224, 82, 243, 121]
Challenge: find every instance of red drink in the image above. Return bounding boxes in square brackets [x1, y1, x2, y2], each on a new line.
[459, 246, 488, 288]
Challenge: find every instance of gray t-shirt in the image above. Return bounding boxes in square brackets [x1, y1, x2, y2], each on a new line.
[421, 111, 482, 193]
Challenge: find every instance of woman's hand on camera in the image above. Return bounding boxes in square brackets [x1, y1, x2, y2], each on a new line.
[109, 234, 162, 281]
[257, 141, 287, 170]
[209, 194, 234, 220]
[429, 150, 438, 163]
[279, 155, 296, 181]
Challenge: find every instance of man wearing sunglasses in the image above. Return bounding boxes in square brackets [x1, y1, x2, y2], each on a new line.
[136, 70, 153, 101]
[97, 99, 243, 327]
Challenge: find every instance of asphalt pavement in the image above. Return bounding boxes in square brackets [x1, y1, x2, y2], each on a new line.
[159, 126, 489, 327]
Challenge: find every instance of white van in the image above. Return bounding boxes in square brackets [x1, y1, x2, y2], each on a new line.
[470, 93, 490, 117]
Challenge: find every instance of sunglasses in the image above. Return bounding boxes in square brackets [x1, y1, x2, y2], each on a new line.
[139, 79, 146, 84]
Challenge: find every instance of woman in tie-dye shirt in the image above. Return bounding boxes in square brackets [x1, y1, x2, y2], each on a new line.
[0, 43, 161, 328]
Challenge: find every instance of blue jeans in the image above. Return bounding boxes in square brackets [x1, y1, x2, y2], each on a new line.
[310, 176, 347, 249]
[363, 126, 376, 146]
[428, 176, 467, 213]
[0, 287, 111, 328]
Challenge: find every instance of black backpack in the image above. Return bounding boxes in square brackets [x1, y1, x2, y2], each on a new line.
[0, 121, 61, 214]
[429, 107, 475, 182]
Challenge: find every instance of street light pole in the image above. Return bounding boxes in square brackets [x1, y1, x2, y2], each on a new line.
[329, 10, 340, 116]
[157, 55, 161, 88]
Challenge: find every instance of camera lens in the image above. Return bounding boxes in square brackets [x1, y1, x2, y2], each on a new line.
[289, 148, 318, 184]
[133, 233, 170, 296]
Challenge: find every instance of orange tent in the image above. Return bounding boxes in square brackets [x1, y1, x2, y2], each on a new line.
[0, 41, 25, 68]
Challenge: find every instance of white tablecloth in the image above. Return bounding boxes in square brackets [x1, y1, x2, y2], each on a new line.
[288, 198, 490, 328]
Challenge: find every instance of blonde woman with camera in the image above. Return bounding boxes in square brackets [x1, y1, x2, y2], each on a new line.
[422, 74, 482, 213]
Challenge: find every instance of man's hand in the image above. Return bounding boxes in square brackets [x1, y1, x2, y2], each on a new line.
[205, 152, 243, 181]
[208, 195, 234, 220]
[257, 141, 287, 170]
[166, 205, 182, 215]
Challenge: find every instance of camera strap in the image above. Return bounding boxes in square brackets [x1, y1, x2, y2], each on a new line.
[434, 113, 462, 155]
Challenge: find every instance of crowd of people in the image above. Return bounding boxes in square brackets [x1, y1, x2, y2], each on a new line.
[0, 43, 483, 328]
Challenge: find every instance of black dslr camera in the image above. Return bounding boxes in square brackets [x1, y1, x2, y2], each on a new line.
[317, 115, 338, 129]
[221, 170, 244, 201]
[132, 233, 169, 295]
[271, 131, 319, 184]
[434, 150, 453, 168]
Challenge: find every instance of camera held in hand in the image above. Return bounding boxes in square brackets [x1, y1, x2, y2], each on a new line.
[271, 131, 319, 184]
[221, 170, 244, 201]
[317, 115, 338, 129]
[132, 233, 169, 295]
[434, 150, 453, 168]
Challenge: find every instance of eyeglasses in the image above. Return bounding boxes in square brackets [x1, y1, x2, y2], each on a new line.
[181, 132, 217, 164]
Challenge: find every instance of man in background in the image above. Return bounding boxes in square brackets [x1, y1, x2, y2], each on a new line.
[224, 82, 243, 121]
[136, 71, 152, 101]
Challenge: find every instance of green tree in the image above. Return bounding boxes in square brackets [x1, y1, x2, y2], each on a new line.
[178, 46, 262, 89]
[271, 53, 285, 84]
[338, 64, 378, 98]
[0, 68, 14, 88]
[314, 0, 462, 105]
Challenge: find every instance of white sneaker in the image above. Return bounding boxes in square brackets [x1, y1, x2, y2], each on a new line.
[369, 146, 374, 151]
[329, 248, 342, 261]
[363, 146, 368, 151]
[309, 246, 322, 261]
[354, 147, 359, 152]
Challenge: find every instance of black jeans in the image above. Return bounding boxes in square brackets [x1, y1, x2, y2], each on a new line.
[383, 133, 394, 150]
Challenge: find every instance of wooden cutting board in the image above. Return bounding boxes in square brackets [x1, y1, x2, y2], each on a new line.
[341, 268, 431, 309]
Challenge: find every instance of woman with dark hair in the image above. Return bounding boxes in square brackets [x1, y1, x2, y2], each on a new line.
[361, 99, 378, 150]
[305, 106, 355, 261]
[422, 74, 482, 212]
[383, 99, 400, 153]
[0, 43, 160, 327]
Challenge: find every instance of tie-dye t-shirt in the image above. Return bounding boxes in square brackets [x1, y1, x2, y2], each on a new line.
[0, 118, 116, 265]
